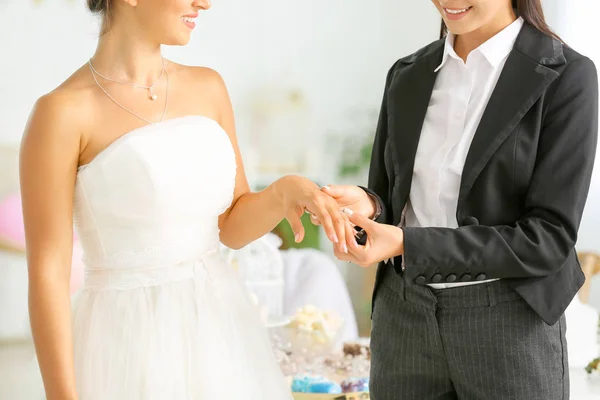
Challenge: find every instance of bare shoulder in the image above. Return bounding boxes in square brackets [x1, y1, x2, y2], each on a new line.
[171, 61, 226, 85]
[22, 65, 95, 164]
[25, 66, 94, 145]
[191, 65, 225, 83]
[168, 61, 232, 125]
[170, 62, 229, 100]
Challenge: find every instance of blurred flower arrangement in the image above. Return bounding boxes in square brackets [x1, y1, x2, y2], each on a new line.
[323, 108, 379, 184]
[585, 316, 600, 375]
[271, 305, 345, 374]
[586, 357, 599, 374]
[269, 306, 371, 396]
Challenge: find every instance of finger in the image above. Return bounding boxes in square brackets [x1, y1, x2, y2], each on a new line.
[346, 244, 371, 267]
[344, 214, 359, 249]
[343, 207, 375, 233]
[333, 246, 355, 263]
[346, 207, 367, 245]
[311, 198, 339, 245]
[336, 247, 369, 267]
[286, 209, 305, 243]
[308, 211, 321, 226]
[325, 200, 348, 253]
[342, 208, 370, 243]
[320, 184, 344, 199]
[343, 221, 373, 267]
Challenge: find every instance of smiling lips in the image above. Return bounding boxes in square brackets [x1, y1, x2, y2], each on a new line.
[181, 14, 198, 29]
[442, 5, 473, 20]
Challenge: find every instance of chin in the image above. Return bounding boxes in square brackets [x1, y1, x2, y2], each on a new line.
[444, 21, 479, 36]
[162, 35, 192, 46]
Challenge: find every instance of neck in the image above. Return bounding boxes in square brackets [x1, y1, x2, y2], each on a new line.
[454, 8, 517, 61]
[91, 20, 163, 86]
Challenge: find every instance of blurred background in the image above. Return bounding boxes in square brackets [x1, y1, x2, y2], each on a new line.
[0, 0, 599, 397]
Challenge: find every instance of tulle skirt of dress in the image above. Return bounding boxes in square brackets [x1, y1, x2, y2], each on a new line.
[22, 252, 292, 400]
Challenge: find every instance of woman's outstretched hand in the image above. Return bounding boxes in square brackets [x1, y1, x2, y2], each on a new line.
[318, 185, 377, 219]
[272, 176, 353, 254]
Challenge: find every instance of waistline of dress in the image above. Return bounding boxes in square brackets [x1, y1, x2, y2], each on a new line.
[82, 248, 220, 291]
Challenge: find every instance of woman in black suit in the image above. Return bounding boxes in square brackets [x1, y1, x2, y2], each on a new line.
[316, 0, 598, 398]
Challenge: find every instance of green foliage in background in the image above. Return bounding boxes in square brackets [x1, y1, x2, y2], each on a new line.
[338, 138, 373, 177]
[274, 213, 321, 250]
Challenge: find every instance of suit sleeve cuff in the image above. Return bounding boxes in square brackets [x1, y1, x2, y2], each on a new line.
[358, 186, 385, 223]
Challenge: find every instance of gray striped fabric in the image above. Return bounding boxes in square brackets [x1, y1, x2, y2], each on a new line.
[370, 264, 569, 400]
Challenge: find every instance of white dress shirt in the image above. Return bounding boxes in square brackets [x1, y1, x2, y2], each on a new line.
[404, 17, 524, 288]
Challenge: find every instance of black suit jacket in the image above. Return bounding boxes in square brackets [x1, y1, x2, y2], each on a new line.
[365, 22, 599, 325]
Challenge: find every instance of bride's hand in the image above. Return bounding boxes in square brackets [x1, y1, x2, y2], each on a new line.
[309, 185, 376, 224]
[272, 175, 352, 253]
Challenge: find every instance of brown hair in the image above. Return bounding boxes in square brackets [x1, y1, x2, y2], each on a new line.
[87, 0, 109, 14]
[439, 0, 563, 42]
[87, 0, 113, 34]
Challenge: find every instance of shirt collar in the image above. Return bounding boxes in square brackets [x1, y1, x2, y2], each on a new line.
[435, 32, 461, 72]
[435, 16, 524, 72]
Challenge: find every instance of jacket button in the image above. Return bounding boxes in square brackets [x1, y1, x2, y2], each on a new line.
[460, 274, 472, 282]
[475, 273, 487, 281]
[462, 216, 479, 226]
[415, 276, 427, 285]
[446, 274, 457, 282]
[432, 274, 443, 283]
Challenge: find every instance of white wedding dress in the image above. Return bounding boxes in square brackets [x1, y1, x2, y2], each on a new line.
[26, 115, 292, 399]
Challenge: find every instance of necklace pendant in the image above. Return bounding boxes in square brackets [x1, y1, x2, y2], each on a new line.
[149, 87, 157, 101]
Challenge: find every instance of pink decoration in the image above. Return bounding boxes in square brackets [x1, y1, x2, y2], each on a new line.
[0, 193, 84, 293]
[0, 194, 26, 250]
[0, 193, 79, 251]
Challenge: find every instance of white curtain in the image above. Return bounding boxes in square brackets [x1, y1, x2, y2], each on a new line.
[545, 1, 600, 256]
[545, 4, 600, 367]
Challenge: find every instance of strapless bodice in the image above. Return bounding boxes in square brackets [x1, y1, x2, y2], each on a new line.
[73, 115, 236, 271]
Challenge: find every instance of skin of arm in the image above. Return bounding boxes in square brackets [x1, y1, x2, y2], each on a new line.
[20, 91, 83, 400]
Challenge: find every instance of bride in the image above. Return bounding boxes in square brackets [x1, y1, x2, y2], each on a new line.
[19, 0, 355, 398]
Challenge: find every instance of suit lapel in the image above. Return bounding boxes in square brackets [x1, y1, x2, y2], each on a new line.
[389, 45, 443, 223]
[457, 24, 562, 212]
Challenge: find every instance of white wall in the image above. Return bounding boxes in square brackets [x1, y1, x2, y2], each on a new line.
[0, 0, 440, 340]
[545, 0, 600, 254]
[2, 0, 597, 246]
[0, 1, 439, 183]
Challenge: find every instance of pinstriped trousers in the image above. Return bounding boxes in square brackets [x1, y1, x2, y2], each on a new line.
[370, 264, 569, 400]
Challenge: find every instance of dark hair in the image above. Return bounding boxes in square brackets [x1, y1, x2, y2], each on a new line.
[87, 0, 113, 33]
[87, 0, 108, 14]
[439, 0, 563, 42]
